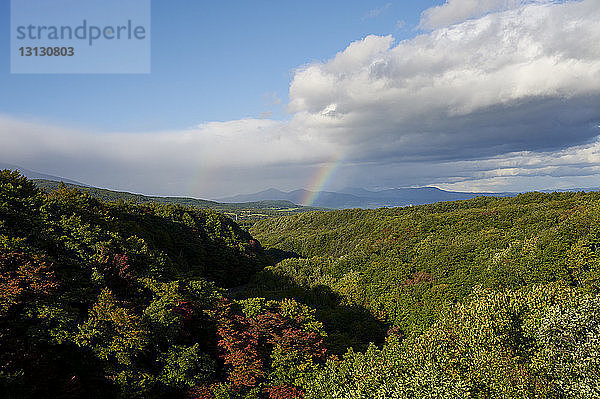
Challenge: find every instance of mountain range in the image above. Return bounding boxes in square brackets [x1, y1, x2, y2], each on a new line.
[0, 162, 85, 186]
[218, 187, 514, 209]
[3, 163, 597, 210]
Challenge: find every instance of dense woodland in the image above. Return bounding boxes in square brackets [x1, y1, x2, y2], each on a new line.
[1, 170, 599, 398]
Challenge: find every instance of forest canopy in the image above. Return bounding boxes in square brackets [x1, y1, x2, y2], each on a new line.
[1, 170, 600, 398]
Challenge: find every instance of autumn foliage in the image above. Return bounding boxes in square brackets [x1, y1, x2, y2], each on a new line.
[214, 298, 326, 395]
[265, 384, 304, 399]
[0, 251, 57, 316]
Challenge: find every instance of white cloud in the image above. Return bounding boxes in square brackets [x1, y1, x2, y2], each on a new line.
[263, 91, 281, 105]
[288, 0, 600, 162]
[364, 3, 392, 19]
[0, 115, 340, 197]
[418, 0, 554, 30]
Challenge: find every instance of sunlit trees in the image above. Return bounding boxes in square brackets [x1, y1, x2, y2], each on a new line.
[304, 284, 600, 399]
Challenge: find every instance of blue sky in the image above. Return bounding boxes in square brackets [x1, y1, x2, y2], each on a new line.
[1, 0, 442, 131]
[1, 0, 599, 199]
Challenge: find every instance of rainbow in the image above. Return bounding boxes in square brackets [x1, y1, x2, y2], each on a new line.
[301, 154, 345, 206]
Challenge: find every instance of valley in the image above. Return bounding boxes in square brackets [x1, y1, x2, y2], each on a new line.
[2, 170, 599, 398]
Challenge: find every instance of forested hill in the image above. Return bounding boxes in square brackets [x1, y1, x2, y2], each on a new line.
[33, 179, 326, 229]
[0, 171, 327, 398]
[33, 179, 326, 211]
[243, 192, 600, 396]
[250, 191, 600, 334]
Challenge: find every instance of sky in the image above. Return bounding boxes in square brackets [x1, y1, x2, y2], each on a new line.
[1, 0, 600, 200]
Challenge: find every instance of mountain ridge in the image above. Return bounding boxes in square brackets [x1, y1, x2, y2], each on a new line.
[218, 186, 514, 209]
[31, 179, 327, 228]
[0, 162, 86, 186]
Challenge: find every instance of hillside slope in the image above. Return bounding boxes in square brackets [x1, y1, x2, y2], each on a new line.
[0, 171, 328, 398]
[0, 162, 85, 185]
[250, 192, 600, 334]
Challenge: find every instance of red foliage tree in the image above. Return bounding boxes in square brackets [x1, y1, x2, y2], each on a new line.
[186, 385, 216, 399]
[214, 299, 326, 393]
[266, 385, 304, 399]
[0, 251, 57, 315]
[215, 299, 264, 387]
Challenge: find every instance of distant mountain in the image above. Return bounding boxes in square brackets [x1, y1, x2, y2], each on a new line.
[218, 188, 366, 209]
[220, 188, 294, 203]
[0, 162, 85, 186]
[219, 187, 513, 209]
